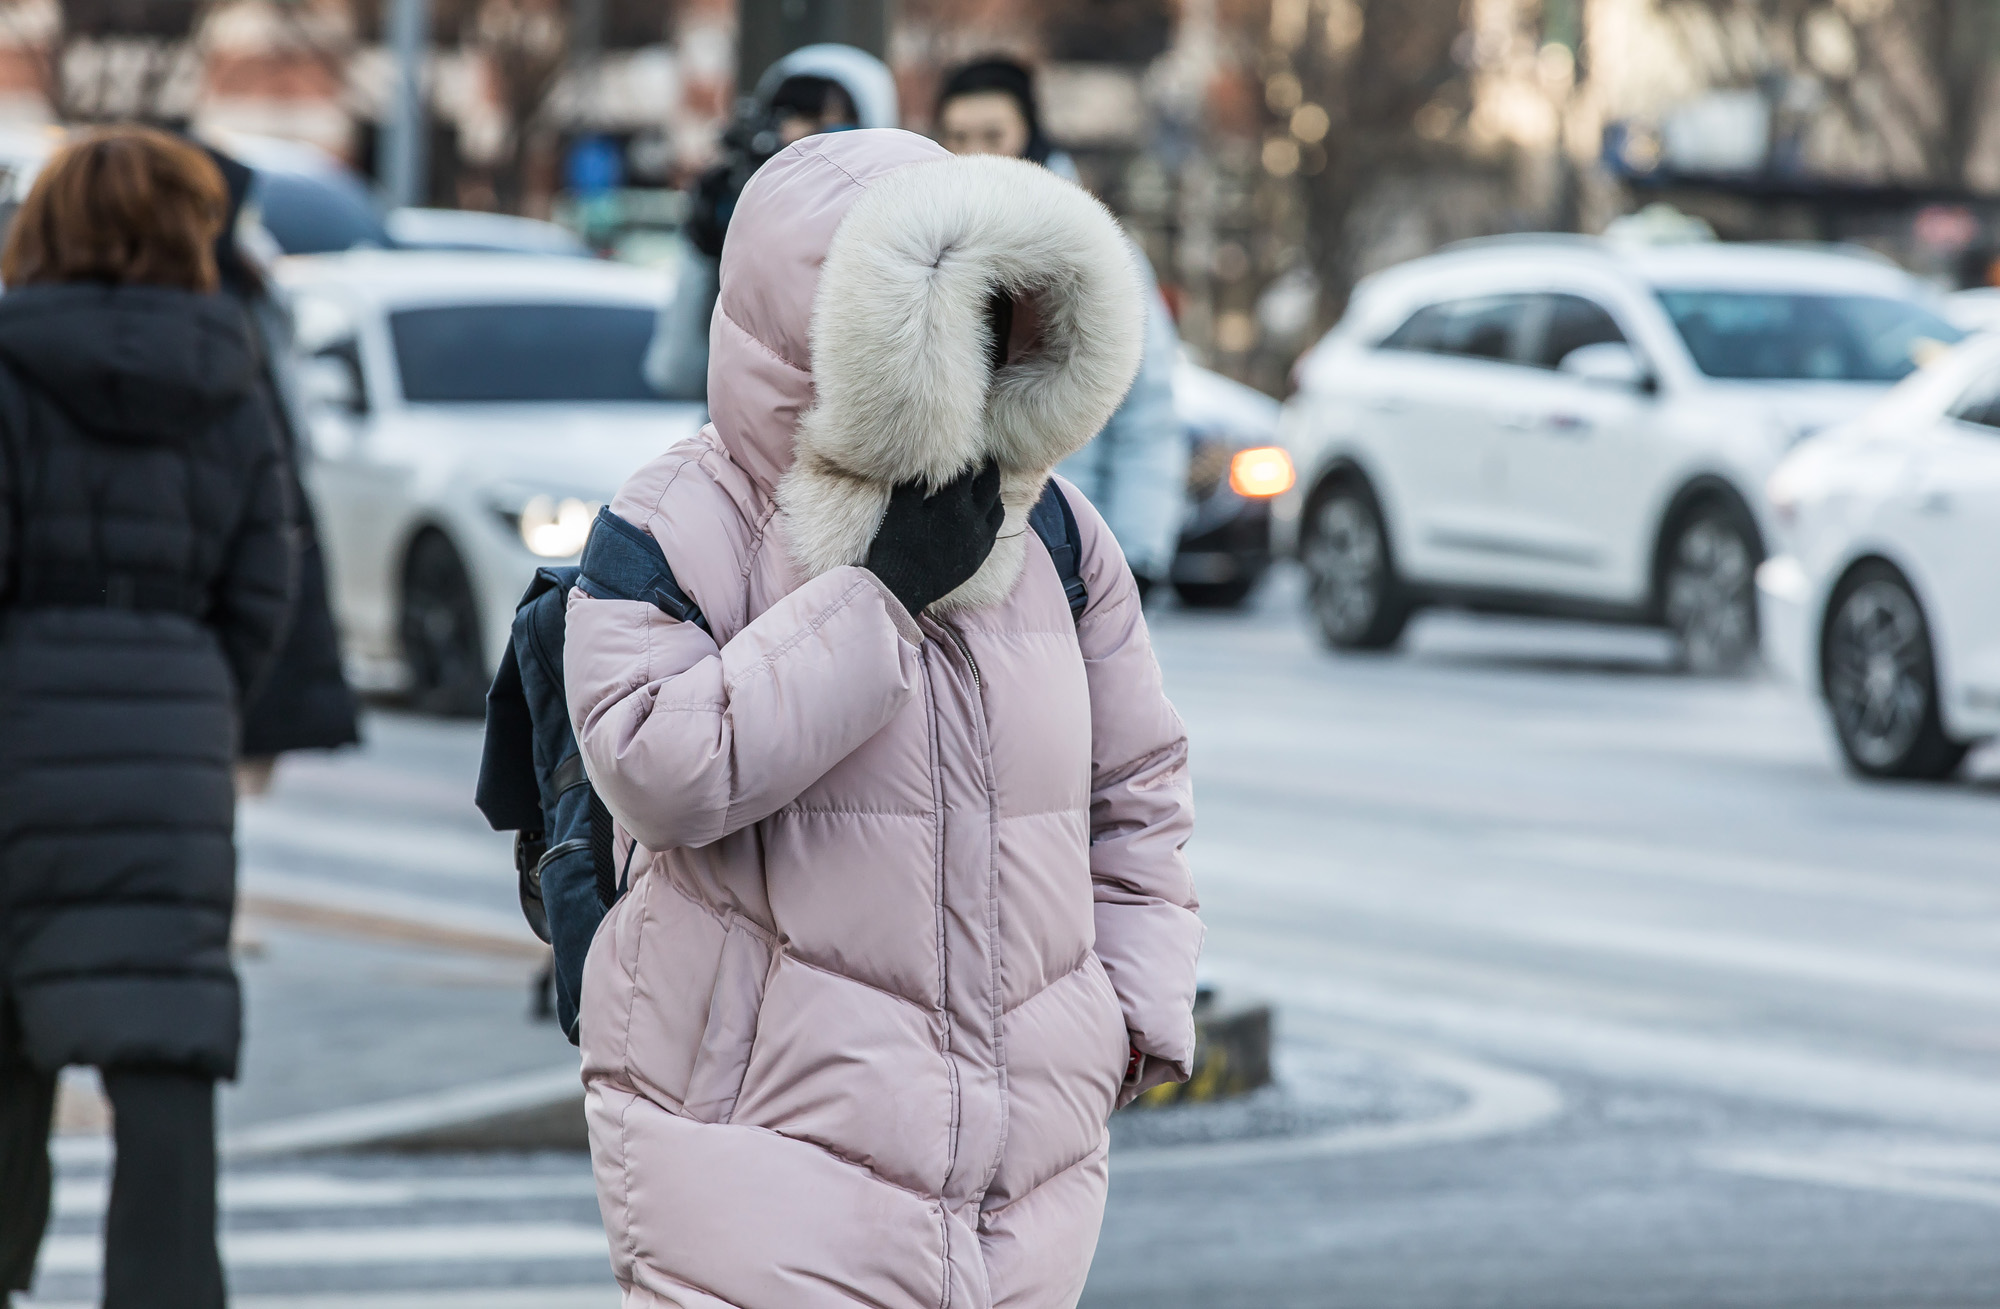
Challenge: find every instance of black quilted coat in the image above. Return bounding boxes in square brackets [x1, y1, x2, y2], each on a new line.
[0, 282, 294, 1078]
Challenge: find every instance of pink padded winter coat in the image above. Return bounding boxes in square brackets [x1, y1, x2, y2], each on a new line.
[566, 128, 1203, 1309]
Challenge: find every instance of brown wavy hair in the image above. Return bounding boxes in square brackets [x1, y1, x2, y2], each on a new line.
[1, 126, 228, 292]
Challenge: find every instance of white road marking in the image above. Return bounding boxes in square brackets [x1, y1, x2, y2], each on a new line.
[1114, 1023, 1561, 1174]
[1710, 1139, 2000, 1210]
[54, 1169, 600, 1217]
[23, 1293, 616, 1309]
[237, 804, 510, 883]
[220, 1064, 583, 1158]
[35, 1222, 609, 1273]
[237, 867, 541, 955]
[1207, 955, 2000, 1135]
[1502, 831, 2000, 916]
[1194, 838, 2000, 1010]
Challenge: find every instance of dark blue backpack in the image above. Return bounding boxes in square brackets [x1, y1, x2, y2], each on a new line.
[476, 483, 1087, 1044]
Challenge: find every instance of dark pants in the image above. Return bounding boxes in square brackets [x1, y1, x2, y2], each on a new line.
[0, 1021, 223, 1307]
[0, 1016, 55, 1296]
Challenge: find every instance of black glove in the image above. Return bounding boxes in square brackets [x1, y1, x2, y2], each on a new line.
[864, 460, 1006, 617]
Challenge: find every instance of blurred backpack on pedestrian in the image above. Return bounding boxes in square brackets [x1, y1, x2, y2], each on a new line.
[475, 486, 1089, 1044]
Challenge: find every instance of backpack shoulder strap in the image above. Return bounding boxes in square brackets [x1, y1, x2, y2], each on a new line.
[1028, 479, 1088, 624]
[577, 506, 710, 633]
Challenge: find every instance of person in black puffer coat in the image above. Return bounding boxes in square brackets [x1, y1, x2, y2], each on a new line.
[0, 126, 295, 1307]
[204, 145, 360, 787]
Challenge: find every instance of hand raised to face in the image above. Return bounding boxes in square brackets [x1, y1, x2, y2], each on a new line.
[864, 459, 1006, 617]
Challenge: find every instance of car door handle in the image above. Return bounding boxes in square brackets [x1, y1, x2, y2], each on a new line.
[1918, 490, 1952, 516]
[1503, 412, 1591, 436]
[1366, 396, 1409, 414]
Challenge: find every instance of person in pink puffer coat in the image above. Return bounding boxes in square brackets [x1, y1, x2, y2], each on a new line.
[565, 127, 1203, 1309]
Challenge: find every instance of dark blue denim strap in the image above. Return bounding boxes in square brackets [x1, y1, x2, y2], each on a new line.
[575, 507, 710, 633]
[1027, 481, 1088, 623]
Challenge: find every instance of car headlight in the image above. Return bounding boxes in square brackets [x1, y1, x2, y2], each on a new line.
[512, 494, 599, 558]
[1228, 446, 1296, 498]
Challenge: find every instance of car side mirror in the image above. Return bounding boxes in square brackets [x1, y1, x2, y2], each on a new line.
[1560, 342, 1655, 394]
[300, 350, 365, 417]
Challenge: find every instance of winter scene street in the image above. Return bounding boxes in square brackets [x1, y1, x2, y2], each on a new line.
[9, 2, 2000, 1306]
[22, 576, 2000, 1307]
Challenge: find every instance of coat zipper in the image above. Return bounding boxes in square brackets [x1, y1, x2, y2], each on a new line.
[934, 618, 1007, 1206]
[939, 621, 981, 689]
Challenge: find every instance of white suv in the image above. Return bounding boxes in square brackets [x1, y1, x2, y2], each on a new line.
[1274, 237, 1962, 671]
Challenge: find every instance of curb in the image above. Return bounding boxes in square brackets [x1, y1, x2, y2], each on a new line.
[219, 1066, 588, 1159]
[238, 869, 546, 961]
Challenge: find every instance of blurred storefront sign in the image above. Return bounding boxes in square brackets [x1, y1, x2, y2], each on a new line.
[1039, 64, 1149, 147]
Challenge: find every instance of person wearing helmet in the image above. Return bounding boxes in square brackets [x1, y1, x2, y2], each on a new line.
[645, 46, 899, 400]
[937, 57, 1187, 601]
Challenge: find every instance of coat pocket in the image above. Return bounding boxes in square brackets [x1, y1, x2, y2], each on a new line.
[682, 912, 774, 1124]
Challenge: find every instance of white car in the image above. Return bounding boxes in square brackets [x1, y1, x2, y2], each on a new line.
[1275, 236, 1963, 671]
[385, 207, 593, 257]
[279, 251, 705, 713]
[1758, 336, 2000, 779]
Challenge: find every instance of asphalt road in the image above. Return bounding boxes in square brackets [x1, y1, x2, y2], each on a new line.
[26, 568, 2000, 1307]
[1085, 571, 2000, 1309]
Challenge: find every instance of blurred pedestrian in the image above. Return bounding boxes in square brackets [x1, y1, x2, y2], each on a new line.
[203, 145, 361, 795]
[569, 129, 1201, 1307]
[644, 44, 899, 400]
[0, 126, 295, 1306]
[938, 56, 1188, 601]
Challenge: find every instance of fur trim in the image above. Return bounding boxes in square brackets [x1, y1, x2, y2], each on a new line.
[775, 154, 1144, 615]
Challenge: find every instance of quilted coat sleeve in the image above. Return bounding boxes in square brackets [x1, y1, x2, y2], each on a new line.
[1064, 479, 1204, 1104]
[567, 562, 925, 851]
[212, 399, 298, 703]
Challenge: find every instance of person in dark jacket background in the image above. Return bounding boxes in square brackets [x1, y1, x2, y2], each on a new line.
[0, 126, 295, 1306]
[205, 145, 361, 792]
[936, 57, 1188, 600]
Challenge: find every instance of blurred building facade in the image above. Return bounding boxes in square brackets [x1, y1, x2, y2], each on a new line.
[0, 0, 1992, 380]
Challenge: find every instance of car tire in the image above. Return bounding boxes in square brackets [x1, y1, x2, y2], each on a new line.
[1821, 562, 1968, 781]
[1175, 579, 1256, 609]
[1661, 500, 1760, 675]
[401, 531, 488, 719]
[1301, 481, 1410, 651]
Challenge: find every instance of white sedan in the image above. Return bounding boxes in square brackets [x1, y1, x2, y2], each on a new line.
[1758, 336, 2000, 778]
[279, 251, 706, 714]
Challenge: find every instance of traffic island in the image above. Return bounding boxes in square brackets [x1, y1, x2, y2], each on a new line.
[1123, 984, 1273, 1109]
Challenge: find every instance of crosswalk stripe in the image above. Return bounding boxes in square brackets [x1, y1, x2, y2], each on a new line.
[36, 1221, 610, 1274]
[53, 1169, 601, 1216]
[24, 1289, 617, 1309]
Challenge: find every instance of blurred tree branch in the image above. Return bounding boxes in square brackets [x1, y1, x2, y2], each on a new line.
[471, 0, 566, 212]
[1283, 0, 1474, 321]
[0, 0, 213, 122]
[1662, 0, 2000, 186]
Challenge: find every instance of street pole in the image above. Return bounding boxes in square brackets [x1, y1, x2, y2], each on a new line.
[734, 0, 885, 103]
[384, 0, 431, 209]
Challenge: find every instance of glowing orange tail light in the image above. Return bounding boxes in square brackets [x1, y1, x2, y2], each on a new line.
[1228, 446, 1296, 498]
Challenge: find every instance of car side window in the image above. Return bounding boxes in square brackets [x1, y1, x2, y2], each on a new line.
[1948, 367, 2000, 430]
[1379, 303, 1450, 353]
[1378, 295, 1534, 364]
[1532, 294, 1627, 369]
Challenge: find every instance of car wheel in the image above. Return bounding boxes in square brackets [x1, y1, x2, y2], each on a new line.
[1821, 562, 1968, 781]
[1301, 483, 1409, 651]
[1175, 579, 1256, 609]
[1662, 503, 1759, 675]
[401, 532, 488, 719]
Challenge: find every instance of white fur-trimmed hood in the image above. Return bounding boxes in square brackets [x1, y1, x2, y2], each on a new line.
[773, 149, 1145, 615]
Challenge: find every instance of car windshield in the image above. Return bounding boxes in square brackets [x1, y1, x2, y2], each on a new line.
[1656, 289, 1963, 382]
[390, 303, 663, 403]
[251, 171, 393, 255]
